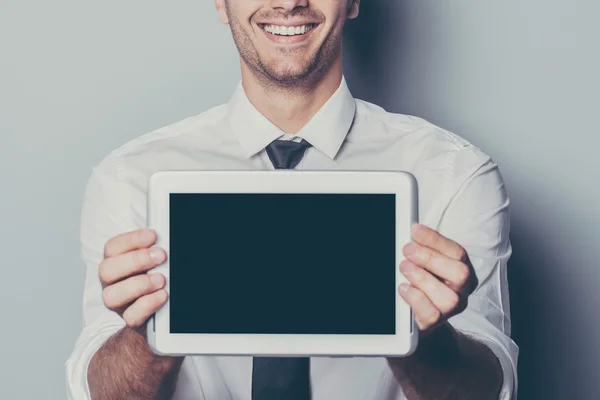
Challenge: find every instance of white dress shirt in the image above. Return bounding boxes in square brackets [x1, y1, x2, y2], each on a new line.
[65, 77, 519, 400]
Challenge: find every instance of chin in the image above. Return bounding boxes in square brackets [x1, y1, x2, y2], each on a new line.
[266, 70, 312, 84]
[272, 67, 309, 80]
[261, 58, 316, 82]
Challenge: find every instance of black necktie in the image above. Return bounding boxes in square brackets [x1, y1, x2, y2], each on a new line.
[265, 139, 312, 169]
[251, 138, 312, 400]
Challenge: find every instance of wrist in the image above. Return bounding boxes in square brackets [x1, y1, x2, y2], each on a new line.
[417, 322, 461, 363]
[387, 322, 461, 372]
[122, 327, 185, 366]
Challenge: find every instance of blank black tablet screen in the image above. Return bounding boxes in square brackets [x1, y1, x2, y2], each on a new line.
[169, 193, 396, 335]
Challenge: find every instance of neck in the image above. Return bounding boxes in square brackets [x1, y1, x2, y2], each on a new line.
[240, 57, 343, 135]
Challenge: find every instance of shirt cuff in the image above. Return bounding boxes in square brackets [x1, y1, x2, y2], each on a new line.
[65, 321, 125, 400]
[465, 330, 518, 400]
[448, 299, 519, 399]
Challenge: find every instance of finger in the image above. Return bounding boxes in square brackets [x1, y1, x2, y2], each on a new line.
[122, 289, 169, 328]
[399, 260, 465, 316]
[411, 224, 467, 262]
[398, 284, 441, 331]
[104, 228, 157, 259]
[99, 246, 166, 286]
[102, 273, 166, 311]
[403, 243, 471, 293]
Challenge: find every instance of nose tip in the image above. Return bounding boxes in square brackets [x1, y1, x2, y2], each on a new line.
[268, 0, 309, 11]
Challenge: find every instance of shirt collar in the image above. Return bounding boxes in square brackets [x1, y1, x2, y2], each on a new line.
[227, 76, 356, 160]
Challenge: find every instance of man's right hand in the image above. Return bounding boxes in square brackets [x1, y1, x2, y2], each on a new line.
[88, 229, 182, 400]
[99, 228, 167, 336]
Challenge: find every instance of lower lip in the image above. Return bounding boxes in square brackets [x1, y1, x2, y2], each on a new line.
[260, 25, 318, 45]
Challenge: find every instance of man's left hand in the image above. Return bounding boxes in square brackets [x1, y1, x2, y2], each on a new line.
[399, 223, 478, 333]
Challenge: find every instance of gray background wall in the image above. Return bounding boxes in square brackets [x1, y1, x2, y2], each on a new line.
[0, 0, 598, 398]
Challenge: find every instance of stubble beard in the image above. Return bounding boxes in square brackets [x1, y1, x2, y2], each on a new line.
[225, 9, 343, 93]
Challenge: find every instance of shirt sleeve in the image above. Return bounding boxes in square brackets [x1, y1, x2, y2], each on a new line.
[64, 154, 133, 399]
[436, 144, 519, 399]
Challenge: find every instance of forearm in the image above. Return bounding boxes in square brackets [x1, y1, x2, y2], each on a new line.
[387, 323, 503, 400]
[88, 327, 184, 400]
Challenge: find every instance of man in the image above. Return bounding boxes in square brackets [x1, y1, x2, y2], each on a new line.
[65, 0, 518, 399]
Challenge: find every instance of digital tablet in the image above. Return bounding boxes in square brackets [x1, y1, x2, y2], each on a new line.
[146, 170, 419, 357]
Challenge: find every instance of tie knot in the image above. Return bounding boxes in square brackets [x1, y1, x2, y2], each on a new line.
[266, 139, 312, 169]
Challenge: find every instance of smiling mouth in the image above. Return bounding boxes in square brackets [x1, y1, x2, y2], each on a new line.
[258, 23, 318, 37]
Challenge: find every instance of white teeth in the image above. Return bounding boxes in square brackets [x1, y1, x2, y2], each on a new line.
[264, 24, 313, 36]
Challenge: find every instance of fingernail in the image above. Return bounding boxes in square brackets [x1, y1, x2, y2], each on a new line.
[150, 273, 163, 287]
[157, 290, 168, 302]
[150, 247, 163, 262]
[142, 229, 155, 242]
[404, 243, 417, 256]
[412, 224, 425, 238]
[399, 283, 410, 292]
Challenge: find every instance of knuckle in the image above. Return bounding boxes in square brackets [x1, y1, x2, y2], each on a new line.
[104, 234, 125, 258]
[124, 294, 162, 328]
[130, 250, 144, 271]
[419, 247, 431, 263]
[413, 288, 427, 304]
[456, 247, 468, 261]
[428, 309, 441, 326]
[130, 278, 146, 296]
[131, 249, 152, 272]
[123, 317, 136, 328]
[422, 227, 435, 244]
[98, 263, 111, 285]
[128, 230, 139, 248]
[130, 248, 141, 266]
[138, 276, 156, 295]
[101, 287, 115, 309]
[122, 309, 141, 328]
[446, 293, 460, 312]
[455, 263, 470, 286]
[411, 268, 425, 284]
[103, 240, 113, 259]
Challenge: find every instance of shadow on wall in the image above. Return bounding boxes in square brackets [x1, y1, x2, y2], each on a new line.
[506, 216, 589, 400]
[342, 0, 408, 111]
[342, 2, 569, 399]
[507, 220, 561, 399]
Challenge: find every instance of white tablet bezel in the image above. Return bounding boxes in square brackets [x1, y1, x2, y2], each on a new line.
[146, 170, 418, 357]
